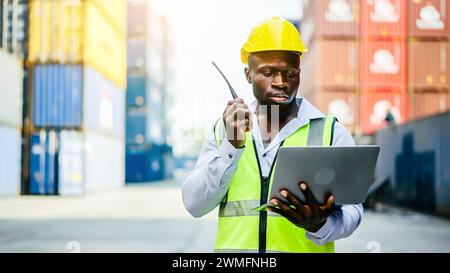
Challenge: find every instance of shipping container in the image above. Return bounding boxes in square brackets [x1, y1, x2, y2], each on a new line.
[58, 130, 83, 195]
[360, 90, 407, 134]
[28, 0, 126, 89]
[126, 75, 147, 107]
[409, 40, 449, 91]
[301, 0, 360, 38]
[31, 65, 83, 127]
[409, 91, 450, 121]
[126, 106, 163, 145]
[84, 66, 125, 137]
[300, 39, 359, 92]
[91, 0, 126, 35]
[0, 125, 21, 196]
[0, 48, 22, 128]
[29, 130, 58, 195]
[0, 0, 28, 58]
[305, 89, 359, 134]
[375, 111, 450, 216]
[361, 0, 407, 40]
[127, 1, 148, 37]
[127, 38, 146, 73]
[360, 40, 407, 90]
[409, 0, 450, 38]
[126, 143, 165, 183]
[30, 65, 124, 137]
[84, 131, 124, 193]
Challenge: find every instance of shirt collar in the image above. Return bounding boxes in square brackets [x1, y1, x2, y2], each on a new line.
[249, 97, 325, 127]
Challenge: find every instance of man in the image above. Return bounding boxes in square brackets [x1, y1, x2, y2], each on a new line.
[182, 17, 362, 253]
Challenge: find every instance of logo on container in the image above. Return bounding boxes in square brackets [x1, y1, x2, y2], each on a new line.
[416, 5, 445, 30]
[370, 49, 400, 74]
[325, 0, 355, 22]
[99, 90, 114, 130]
[369, 100, 401, 126]
[328, 99, 354, 125]
[369, 0, 400, 23]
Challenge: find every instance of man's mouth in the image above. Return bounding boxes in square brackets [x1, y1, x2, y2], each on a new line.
[270, 93, 289, 98]
[269, 93, 289, 103]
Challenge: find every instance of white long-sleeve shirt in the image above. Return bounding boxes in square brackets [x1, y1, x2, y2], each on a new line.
[182, 98, 363, 246]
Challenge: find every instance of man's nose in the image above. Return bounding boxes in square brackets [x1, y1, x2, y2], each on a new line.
[271, 72, 287, 89]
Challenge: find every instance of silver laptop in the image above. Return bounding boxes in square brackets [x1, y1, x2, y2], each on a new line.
[258, 146, 380, 210]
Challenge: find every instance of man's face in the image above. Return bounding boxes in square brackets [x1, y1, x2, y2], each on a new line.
[245, 51, 301, 106]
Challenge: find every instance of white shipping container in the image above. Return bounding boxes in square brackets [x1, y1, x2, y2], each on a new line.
[59, 130, 84, 196]
[0, 125, 21, 196]
[0, 49, 22, 128]
[84, 131, 124, 193]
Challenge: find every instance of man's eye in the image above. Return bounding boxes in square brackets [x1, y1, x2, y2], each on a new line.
[285, 70, 298, 78]
[262, 71, 272, 77]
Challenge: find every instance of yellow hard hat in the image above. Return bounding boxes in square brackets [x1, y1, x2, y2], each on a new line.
[241, 16, 307, 64]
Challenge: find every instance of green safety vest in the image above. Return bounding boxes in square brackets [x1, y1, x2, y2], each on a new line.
[213, 115, 337, 253]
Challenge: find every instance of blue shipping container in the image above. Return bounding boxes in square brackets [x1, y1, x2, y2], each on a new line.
[31, 65, 125, 137]
[126, 144, 165, 183]
[29, 129, 85, 196]
[29, 130, 58, 195]
[1, 0, 28, 58]
[32, 65, 83, 127]
[126, 75, 147, 107]
[126, 80, 164, 144]
[0, 125, 21, 196]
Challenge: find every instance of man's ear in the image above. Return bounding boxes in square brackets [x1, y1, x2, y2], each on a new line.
[244, 67, 251, 84]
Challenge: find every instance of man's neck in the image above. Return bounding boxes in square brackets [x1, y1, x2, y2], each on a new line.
[256, 99, 299, 126]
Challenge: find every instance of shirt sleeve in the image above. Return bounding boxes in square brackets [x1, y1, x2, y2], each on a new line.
[305, 121, 364, 245]
[181, 119, 245, 218]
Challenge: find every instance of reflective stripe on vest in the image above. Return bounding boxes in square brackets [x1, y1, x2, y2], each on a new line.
[213, 115, 336, 253]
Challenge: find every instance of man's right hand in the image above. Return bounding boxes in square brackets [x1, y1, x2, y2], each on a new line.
[222, 98, 253, 148]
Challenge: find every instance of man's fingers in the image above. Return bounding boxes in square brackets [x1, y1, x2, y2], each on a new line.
[280, 189, 302, 208]
[320, 195, 335, 214]
[267, 206, 298, 224]
[270, 198, 295, 215]
[299, 182, 318, 205]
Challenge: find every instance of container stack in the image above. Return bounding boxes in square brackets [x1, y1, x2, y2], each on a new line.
[359, 0, 408, 134]
[408, 0, 450, 120]
[23, 0, 126, 195]
[0, 0, 27, 197]
[300, 0, 361, 134]
[126, 1, 172, 183]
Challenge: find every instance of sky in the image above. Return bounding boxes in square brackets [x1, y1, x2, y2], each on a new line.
[148, 0, 302, 156]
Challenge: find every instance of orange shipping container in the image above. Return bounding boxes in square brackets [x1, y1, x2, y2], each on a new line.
[360, 90, 407, 134]
[360, 40, 407, 90]
[361, 0, 407, 40]
[409, 0, 450, 38]
[300, 39, 359, 93]
[409, 40, 449, 91]
[302, 0, 360, 38]
[409, 91, 450, 120]
[305, 89, 359, 134]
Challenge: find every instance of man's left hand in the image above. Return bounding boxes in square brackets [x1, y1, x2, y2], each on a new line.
[267, 181, 338, 233]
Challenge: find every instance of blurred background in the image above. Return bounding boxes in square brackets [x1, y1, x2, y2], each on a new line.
[0, 0, 449, 252]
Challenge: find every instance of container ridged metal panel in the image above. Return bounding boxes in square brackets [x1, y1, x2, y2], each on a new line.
[84, 131, 124, 193]
[375, 111, 450, 216]
[31, 64, 83, 127]
[0, 48, 22, 128]
[0, 125, 21, 196]
[58, 130, 84, 196]
[126, 143, 164, 183]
